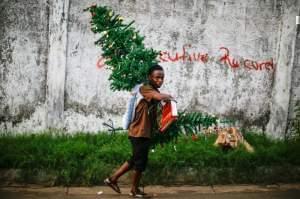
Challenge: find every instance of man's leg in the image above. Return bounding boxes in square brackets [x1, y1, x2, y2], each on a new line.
[110, 161, 131, 183]
[131, 169, 142, 193]
[130, 138, 150, 196]
[104, 161, 130, 194]
[104, 161, 132, 194]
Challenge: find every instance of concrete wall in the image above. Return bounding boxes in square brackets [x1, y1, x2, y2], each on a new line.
[0, 0, 299, 137]
[0, 0, 49, 131]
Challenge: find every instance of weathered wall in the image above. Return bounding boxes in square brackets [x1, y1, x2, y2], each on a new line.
[286, 7, 300, 137]
[0, 0, 299, 137]
[0, 0, 49, 131]
[288, 11, 300, 117]
[266, 0, 300, 137]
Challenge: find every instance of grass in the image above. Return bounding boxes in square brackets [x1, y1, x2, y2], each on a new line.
[0, 130, 299, 185]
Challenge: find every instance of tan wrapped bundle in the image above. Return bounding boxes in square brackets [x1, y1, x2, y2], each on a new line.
[214, 127, 254, 153]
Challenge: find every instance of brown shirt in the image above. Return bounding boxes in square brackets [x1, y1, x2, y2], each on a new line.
[128, 84, 160, 138]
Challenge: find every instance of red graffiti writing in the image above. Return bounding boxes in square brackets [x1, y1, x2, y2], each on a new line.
[219, 47, 240, 68]
[219, 47, 275, 71]
[95, 45, 275, 72]
[160, 44, 209, 64]
[244, 58, 274, 71]
[96, 57, 106, 69]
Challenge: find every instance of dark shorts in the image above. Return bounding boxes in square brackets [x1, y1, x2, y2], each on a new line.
[127, 136, 151, 172]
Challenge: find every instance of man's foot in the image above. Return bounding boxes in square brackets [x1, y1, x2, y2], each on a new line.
[104, 178, 121, 193]
[129, 188, 148, 198]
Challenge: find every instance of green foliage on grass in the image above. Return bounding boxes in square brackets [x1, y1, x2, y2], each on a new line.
[0, 131, 299, 185]
[152, 111, 217, 146]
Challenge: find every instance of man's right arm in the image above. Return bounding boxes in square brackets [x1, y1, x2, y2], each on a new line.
[151, 92, 173, 101]
[140, 86, 174, 102]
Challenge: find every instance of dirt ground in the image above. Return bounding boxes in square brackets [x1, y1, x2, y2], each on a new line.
[1, 184, 300, 199]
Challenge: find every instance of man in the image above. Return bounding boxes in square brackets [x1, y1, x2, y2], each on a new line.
[104, 64, 173, 198]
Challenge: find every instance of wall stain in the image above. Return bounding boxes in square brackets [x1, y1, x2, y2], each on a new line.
[0, 104, 36, 128]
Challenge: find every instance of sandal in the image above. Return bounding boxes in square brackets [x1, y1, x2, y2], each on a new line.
[129, 188, 148, 198]
[104, 178, 121, 193]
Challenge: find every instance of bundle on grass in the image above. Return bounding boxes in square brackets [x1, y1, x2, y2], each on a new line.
[214, 127, 254, 152]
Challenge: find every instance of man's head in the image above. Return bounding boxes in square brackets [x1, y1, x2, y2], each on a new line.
[148, 64, 164, 88]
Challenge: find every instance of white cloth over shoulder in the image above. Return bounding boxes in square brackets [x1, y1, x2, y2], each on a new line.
[122, 83, 144, 130]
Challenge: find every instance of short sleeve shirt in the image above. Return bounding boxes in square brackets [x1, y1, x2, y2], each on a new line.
[128, 84, 160, 138]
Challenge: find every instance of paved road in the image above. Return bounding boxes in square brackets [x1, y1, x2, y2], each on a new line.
[1, 184, 300, 199]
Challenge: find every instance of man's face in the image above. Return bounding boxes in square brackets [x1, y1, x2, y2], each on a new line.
[149, 70, 164, 88]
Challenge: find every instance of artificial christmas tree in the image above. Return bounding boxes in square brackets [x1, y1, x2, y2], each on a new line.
[85, 5, 159, 91]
